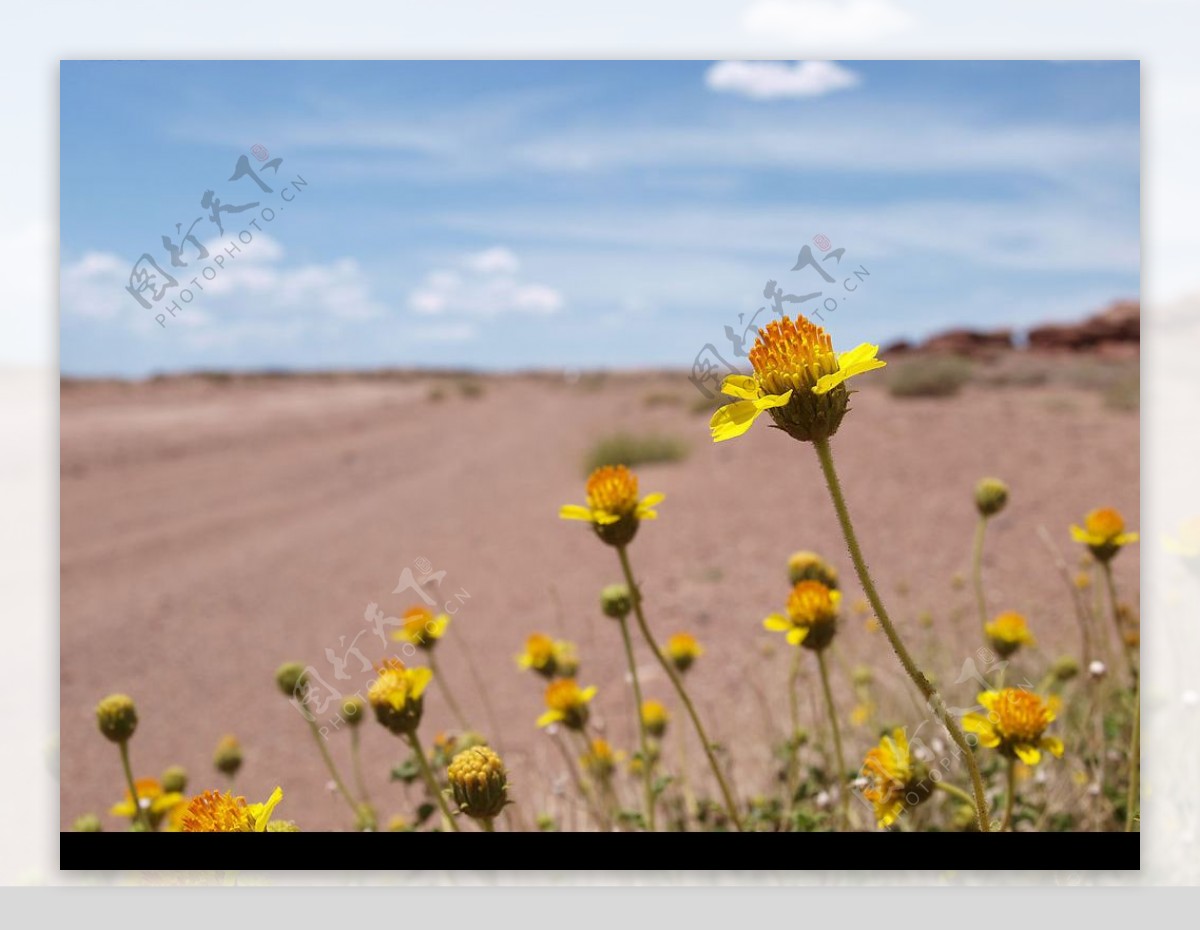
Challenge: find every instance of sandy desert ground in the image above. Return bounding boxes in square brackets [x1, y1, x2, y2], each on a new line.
[60, 358, 1139, 830]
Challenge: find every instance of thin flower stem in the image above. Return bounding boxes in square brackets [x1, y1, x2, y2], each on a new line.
[933, 779, 978, 812]
[118, 740, 150, 831]
[1125, 695, 1140, 832]
[816, 649, 850, 830]
[972, 515, 990, 635]
[1101, 561, 1140, 831]
[406, 729, 460, 832]
[428, 651, 470, 731]
[481, 817, 496, 832]
[1001, 757, 1016, 831]
[812, 437, 990, 832]
[616, 614, 657, 831]
[617, 544, 743, 831]
[554, 730, 608, 831]
[455, 633, 506, 753]
[785, 647, 803, 812]
[305, 715, 363, 824]
[350, 726, 372, 809]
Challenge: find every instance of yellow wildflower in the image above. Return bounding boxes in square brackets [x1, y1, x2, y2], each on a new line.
[984, 611, 1036, 658]
[447, 746, 509, 821]
[962, 689, 1064, 766]
[861, 728, 929, 828]
[580, 738, 623, 780]
[390, 605, 450, 650]
[787, 550, 839, 589]
[665, 632, 704, 673]
[110, 777, 184, 828]
[710, 314, 885, 443]
[179, 786, 283, 832]
[764, 580, 841, 651]
[367, 657, 433, 736]
[516, 632, 559, 678]
[641, 699, 669, 738]
[1070, 507, 1138, 562]
[560, 465, 664, 547]
[535, 678, 597, 730]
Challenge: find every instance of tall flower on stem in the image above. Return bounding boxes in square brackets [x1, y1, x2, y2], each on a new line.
[95, 693, 152, 831]
[710, 313, 991, 831]
[1071, 506, 1139, 831]
[368, 657, 460, 832]
[561, 465, 743, 830]
[275, 662, 375, 831]
[971, 478, 1009, 636]
[962, 688, 1063, 831]
[392, 605, 470, 730]
[763, 579, 849, 828]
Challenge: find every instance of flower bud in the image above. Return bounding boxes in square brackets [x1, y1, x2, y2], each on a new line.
[161, 765, 188, 794]
[95, 694, 138, 743]
[974, 478, 1009, 518]
[213, 735, 243, 777]
[600, 584, 633, 620]
[447, 746, 510, 821]
[275, 662, 307, 698]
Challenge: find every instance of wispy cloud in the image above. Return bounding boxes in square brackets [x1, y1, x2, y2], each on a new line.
[742, 0, 913, 42]
[61, 232, 386, 343]
[408, 247, 564, 318]
[706, 60, 860, 99]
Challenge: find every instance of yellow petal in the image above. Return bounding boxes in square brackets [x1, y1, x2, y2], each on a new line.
[1014, 744, 1041, 766]
[962, 714, 999, 747]
[580, 685, 598, 703]
[410, 666, 434, 699]
[786, 627, 809, 646]
[593, 511, 621, 525]
[252, 786, 284, 832]
[710, 399, 767, 443]
[1041, 736, 1065, 758]
[763, 614, 791, 632]
[1069, 525, 1091, 544]
[813, 344, 886, 395]
[110, 800, 136, 817]
[560, 504, 595, 522]
[640, 493, 666, 508]
[1117, 532, 1139, 545]
[720, 374, 759, 400]
[977, 691, 999, 711]
[709, 392, 792, 442]
[430, 616, 450, 638]
[536, 710, 563, 728]
[877, 799, 905, 828]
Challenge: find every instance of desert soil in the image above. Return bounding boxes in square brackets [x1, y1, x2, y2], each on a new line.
[60, 366, 1139, 830]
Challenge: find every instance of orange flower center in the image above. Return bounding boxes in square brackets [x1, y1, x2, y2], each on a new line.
[1086, 507, 1126, 540]
[990, 689, 1053, 742]
[748, 316, 839, 395]
[585, 465, 640, 516]
[545, 678, 586, 712]
[180, 790, 253, 832]
[787, 580, 840, 627]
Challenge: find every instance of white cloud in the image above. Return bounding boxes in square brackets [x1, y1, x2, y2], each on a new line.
[61, 232, 387, 342]
[742, 0, 913, 43]
[408, 247, 563, 318]
[705, 60, 860, 100]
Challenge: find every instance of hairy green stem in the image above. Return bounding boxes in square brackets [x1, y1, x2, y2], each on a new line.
[816, 649, 850, 830]
[813, 437, 990, 832]
[407, 729, 460, 832]
[305, 714, 363, 824]
[617, 544, 743, 831]
[972, 515, 990, 635]
[616, 614, 657, 831]
[1001, 757, 1016, 831]
[118, 740, 151, 831]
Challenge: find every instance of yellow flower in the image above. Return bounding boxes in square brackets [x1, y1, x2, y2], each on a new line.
[535, 678, 597, 730]
[552, 639, 581, 677]
[368, 657, 433, 735]
[641, 699, 669, 738]
[179, 786, 284, 832]
[962, 689, 1064, 766]
[560, 465, 664, 547]
[764, 580, 841, 651]
[861, 728, 929, 828]
[516, 632, 559, 678]
[110, 777, 185, 827]
[447, 746, 510, 821]
[665, 632, 704, 673]
[710, 314, 886, 443]
[1070, 507, 1138, 562]
[984, 611, 1036, 658]
[391, 605, 450, 650]
[850, 702, 874, 727]
[580, 738, 623, 780]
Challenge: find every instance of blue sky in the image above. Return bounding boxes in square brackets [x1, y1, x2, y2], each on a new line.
[59, 60, 1139, 377]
